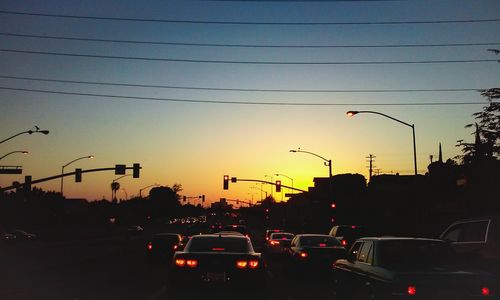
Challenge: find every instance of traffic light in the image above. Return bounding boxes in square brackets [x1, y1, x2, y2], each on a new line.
[183, 196, 187, 202]
[133, 163, 140, 178]
[275, 180, 281, 193]
[24, 175, 32, 192]
[202, 195, 205, 202]
[223, 175, 229, 190]
[331, 203, 337, 209]
[115, 164, 126, 175]
[75, 168, 82, 182]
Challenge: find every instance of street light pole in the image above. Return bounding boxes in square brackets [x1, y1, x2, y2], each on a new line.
[60, 155, 94, 197]
[0, 151, 29, 160]
[290, 149, 332, 178]
[1, 127, 50, 144]
[139, 183, 160, 198]
[347, 110, 417, 176]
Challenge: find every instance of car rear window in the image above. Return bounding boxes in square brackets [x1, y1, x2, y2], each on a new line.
[379, 240, 456, 266]
[271, 233, 294, 240]
[300, 236, 341, 247]
[187, 236, 251, 253]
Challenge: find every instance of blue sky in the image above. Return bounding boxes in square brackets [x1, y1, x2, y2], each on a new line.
[1, 0, 499, 203]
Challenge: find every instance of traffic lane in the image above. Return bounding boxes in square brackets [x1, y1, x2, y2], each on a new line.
[0, 235, 166, 300]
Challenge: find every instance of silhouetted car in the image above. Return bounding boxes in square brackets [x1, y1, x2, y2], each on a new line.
[286, 234, 347, 273]
[221, 224, 249, 237]
[266, 232, 294, 255]
[440, 215, 500, 273]
[147, 233, 183, 262]
[126, 225, 144, 236]
[333, 237, 497, 300]
[171, 234, 265, 287]
[1, 232, 16, 244]
[328, 225, 375, 250]
[265, 229, 284, 242]
[12, 229, 37, 240]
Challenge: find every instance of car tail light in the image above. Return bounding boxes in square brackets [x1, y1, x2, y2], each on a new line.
[147, 242, 152, 251]
[300, 252, 308, 258]
[236, 261, 248, 269]
[407, 285, 416, 296]
[481, 287, 490, 296]
[341, 240, 347, 246]
[319, 243, 326, 247]
[173, 244, 178, 250]
[175, 259, 186, 267]
[249, 260, 259, 269]
[270, 240, 280, 246]
[351, 225, 357, 229]
[212, 247, 225, 251]
[186, 259, 198, 268]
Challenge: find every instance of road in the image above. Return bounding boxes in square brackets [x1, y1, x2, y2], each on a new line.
[0, 232, 334, 300]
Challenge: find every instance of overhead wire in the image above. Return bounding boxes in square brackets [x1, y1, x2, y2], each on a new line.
[1, 10, 499, 25]
[0, 75, 486, 93]
[0, 86, 493, 106]
[0, 49, 497, 65]
[1, 32, 499, 49]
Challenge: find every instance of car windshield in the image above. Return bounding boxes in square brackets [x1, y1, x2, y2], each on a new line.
[300, 236, 341, 247]
[186, 236, 251, 253]
[378, 240, 457, 266]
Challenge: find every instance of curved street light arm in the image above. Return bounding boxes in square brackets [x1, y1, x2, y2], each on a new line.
[0, 129, 50, 144]
[350, 110, 413, 128]
[0, 151, 29, 160]
[290, 149, 330, 164]
[63, 155, 94, 168]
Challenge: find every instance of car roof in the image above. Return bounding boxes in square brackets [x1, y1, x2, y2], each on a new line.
[192, 234, 248, 239]
[356, 237, 445, 242]
[449, 215, 500, 223]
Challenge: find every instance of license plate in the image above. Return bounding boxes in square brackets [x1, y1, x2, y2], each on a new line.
[206, 272, 226, 282]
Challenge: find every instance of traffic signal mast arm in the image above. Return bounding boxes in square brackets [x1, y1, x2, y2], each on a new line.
[0, 165, 141, 192]
[232, 178, 307, 193]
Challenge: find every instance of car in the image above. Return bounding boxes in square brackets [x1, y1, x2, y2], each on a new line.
[170, 234, 265, 288]
[214, 231, 245, 236]
[328, 225, 376, 250]
[220, 224, 249, 237]
[12, 229, 37, 240]
[1, 232, 16, 244]
[146, 233, 184, 262]
[286, 234, 347, 274]
[266, 232, 294, 255]
[126, 225, 144, 236]
[265, 229, 284, 242]
[333, 237, 497, 300]
[440, 215, 500, 273]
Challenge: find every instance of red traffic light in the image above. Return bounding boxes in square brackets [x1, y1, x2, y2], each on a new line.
[275, 180, 281, 193]
[223, 175, 229, 190]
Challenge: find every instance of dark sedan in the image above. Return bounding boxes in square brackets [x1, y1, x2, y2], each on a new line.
[147, 233, 183, 262]
[170, 234, 265, 288]
[286, 234, 347, 274]
[333, 237, 496, 299]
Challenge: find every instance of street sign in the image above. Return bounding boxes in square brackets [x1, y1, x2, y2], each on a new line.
[0, 166, 22, 174]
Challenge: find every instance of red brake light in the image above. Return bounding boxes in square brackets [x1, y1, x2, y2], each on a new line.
[212, 247, 225, 251]
[147, 242, 152, 251]
[281, 237, 288, 240]
[249, 260, 259, 269]
[232, 225, 237, 228]
[407, 285, 416, 296]
[341, 240, 347, 246]
[236, 261, 248, 269]
[175, 259, 186, 267]
[351, 225, 357, 229]
[319, 243, 326, 247]
[186, 259, 198, 268]
[481, 287, 490, 296]
[173, 244, 178, 250]
[300, 252, 308, 258]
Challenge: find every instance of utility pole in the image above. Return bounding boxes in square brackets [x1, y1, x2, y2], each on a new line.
[366, 154, 376, 182]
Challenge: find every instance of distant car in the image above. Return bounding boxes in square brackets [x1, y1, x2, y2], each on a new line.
[333, 237, 497, 300]
[171, 234, 265, 287]
[12, 229, 37, 240]
[266, 232, 294, 255]
[265, 229, 284, 242]
[221, 224, 249, 237]
[147, 233, 183, 262]
[328, 225, 375, 250]
[126, 225, 144, 235]
[1, 232, 16, 244]
[286, 234, 347, 273]
[440, 215, 500, 273]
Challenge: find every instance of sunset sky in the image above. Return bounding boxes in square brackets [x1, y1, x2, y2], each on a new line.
[1, 0, 499, 205]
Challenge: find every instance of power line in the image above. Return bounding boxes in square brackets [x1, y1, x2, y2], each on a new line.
[0, 86, 492, 106]
[0, 75, 485, 93]
[1, 49, 497, 65]
[2, 32, 499, 49]
[1, 10, 499, 25]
